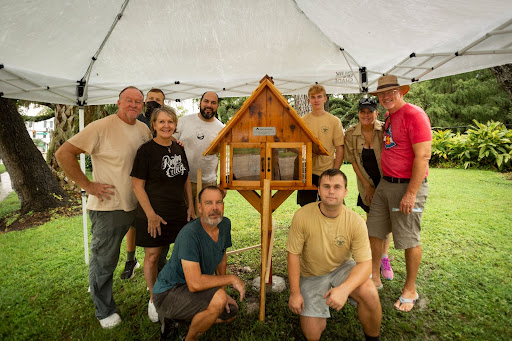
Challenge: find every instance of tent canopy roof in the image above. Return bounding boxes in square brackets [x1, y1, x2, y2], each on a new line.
[1, 0, 511, 105]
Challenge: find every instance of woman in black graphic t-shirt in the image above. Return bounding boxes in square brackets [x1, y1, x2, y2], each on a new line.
[131, 106, 194, 322]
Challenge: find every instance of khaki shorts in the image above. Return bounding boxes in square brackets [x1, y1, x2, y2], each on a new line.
[367, 179, 428, 249]
[300, 260, 356, 318]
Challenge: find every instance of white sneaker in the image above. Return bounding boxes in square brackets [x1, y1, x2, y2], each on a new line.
[99, 313, 121, 329]
[148, 300, 159, 323]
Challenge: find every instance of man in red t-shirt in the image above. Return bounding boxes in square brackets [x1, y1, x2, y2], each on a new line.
[366, 75, 431, 312]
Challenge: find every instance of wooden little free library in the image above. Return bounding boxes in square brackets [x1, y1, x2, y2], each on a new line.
[204, 75, 328, 321]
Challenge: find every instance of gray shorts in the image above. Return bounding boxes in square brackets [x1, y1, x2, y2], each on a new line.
[367, 179, 428, 249]
[300, 259, 356, 318]
[153, 284, 220, 321]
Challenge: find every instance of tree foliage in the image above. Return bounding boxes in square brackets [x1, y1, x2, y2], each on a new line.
[406, 69, 512, 129]
[328, 94, 362, 127]
[22, 107, 54, 122]
[217, 96, 247, 124]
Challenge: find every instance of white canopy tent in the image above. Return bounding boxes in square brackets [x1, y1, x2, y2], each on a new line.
[1, 0, 511, 265]
[1, 0, 512, 105]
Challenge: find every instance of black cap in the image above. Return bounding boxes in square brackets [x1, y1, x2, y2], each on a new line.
[358, 97, 377, 111]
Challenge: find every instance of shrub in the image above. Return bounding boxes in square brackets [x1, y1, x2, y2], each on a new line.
[431, 120, 512, 171]
[431, 129, 455, 165]
[462, 120, 512, 170]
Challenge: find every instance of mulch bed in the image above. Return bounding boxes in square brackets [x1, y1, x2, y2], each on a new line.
[0, 191, 82, 233]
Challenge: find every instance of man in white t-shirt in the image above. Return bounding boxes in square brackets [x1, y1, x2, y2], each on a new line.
[173, 91, 225, 215]
[56, 86, 152, 329]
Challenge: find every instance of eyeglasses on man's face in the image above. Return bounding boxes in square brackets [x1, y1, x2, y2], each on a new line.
[377, 89, 400, 98]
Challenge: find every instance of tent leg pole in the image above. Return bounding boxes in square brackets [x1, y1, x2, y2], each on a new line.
[81, 190, 89, 264]
[78, 106, 89, 265]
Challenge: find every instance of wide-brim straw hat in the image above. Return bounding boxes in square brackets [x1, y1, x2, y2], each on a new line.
[369, 75, 410, 95]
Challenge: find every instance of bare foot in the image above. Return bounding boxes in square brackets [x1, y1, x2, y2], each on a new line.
[371, 278, 383, 290]
[394, 291, 419, 312]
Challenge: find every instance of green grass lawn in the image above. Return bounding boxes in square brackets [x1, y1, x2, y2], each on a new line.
[0, 164, 6, 174]
[0, 166, 511, 340]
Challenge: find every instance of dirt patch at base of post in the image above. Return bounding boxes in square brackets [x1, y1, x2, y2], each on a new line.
[0, 191, 82, 233]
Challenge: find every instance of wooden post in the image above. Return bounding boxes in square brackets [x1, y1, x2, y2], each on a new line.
[259, 179, 271, 321]
[265, 221, 275, 283]
[196, 169, 202, 213]
[265, 216, 273, 293]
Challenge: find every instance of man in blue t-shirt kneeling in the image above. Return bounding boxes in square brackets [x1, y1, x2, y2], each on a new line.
[152, 186, 245, 340]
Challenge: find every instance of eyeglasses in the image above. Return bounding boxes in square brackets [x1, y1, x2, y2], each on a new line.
[377, 89, 400, 98]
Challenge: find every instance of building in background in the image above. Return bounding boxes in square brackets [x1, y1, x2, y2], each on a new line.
[25, 117, 54, 159]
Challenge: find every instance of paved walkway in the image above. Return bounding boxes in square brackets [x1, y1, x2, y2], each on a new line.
[0, 172, 13, 203]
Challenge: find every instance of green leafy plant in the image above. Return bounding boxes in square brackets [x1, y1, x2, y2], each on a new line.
[431, 120, 512, 171]
[431, 129, 455, 164]
[462, 120, 512, 170]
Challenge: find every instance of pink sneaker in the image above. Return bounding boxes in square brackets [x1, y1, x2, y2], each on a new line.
[380, 257, 394, 280]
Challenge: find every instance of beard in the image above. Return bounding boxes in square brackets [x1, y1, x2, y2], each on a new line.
[145, 101, 161, 118]
[200, 106, 216, 120]
[203, 210, 223, 226]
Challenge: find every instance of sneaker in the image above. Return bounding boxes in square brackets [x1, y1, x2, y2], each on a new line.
[120, 259, 140, 280]
[161, 318, 179, 340]
[99, 313, 121, 329]
[380, 257, 394, 280]
[148, 300, 159, 323]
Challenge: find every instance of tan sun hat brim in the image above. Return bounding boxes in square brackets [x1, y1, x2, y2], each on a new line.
[369, 75, 410, 95]
[369, 84, 410, 96]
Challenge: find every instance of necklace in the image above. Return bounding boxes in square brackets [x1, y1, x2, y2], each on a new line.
[318, 203, 340, 219]
[154, 138, 172, 153]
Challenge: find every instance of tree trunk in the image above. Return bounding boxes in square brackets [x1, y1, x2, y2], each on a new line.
[84, 105, 109, 126]
[491, 64, 512, 100]
[47, 104, 77, 189]
[0, 97, 70, 213]
[294, 94, 311, 117]
[47, 104, 75, 168]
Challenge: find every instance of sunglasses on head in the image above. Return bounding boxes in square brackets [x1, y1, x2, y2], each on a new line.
[358, 97, 377, 106]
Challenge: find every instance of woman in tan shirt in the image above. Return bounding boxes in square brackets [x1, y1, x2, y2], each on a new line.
[344, 97, 393, 285]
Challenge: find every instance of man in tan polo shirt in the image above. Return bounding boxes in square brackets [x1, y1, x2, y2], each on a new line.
[56, 86, 152, 329]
